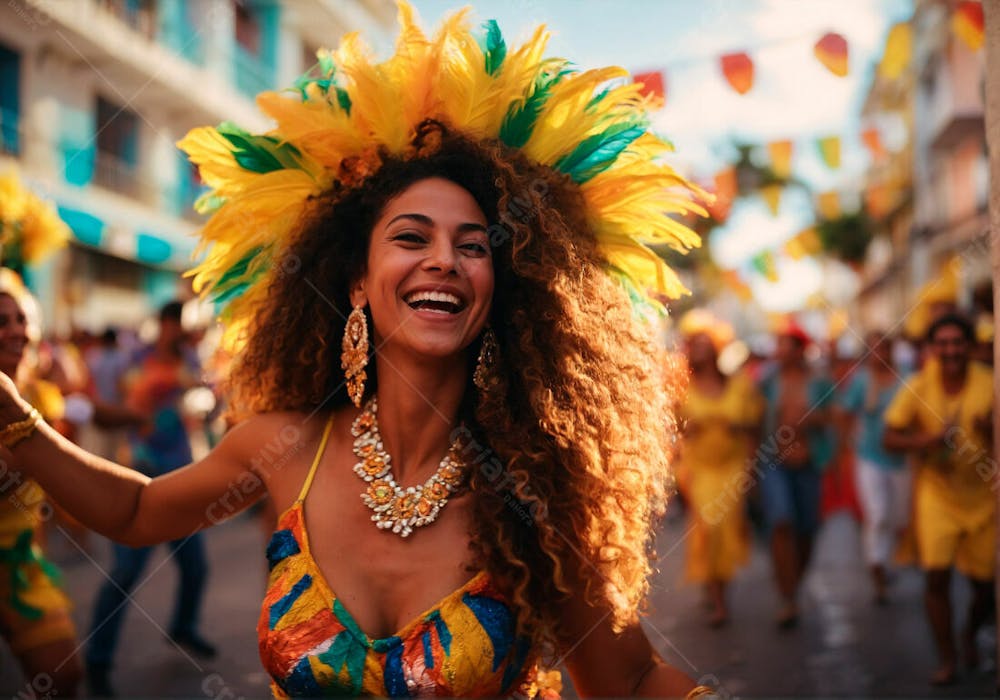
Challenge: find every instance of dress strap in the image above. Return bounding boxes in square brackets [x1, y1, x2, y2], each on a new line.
[297, 415, 335, 503]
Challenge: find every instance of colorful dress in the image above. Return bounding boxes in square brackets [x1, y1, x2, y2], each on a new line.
[258, 417, 558, 697]
[0, 379, 76, 653]
[678, 373, 762, 583]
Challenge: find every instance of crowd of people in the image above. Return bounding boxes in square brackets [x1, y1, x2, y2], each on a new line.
[674, 287, 995, 688]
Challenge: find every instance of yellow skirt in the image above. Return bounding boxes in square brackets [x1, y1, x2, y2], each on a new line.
[681, 459, 750, 583]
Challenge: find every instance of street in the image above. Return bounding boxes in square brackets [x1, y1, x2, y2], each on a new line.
[0, 507, 995, 699]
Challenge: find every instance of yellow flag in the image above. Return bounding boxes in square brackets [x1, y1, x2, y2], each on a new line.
[817, 136, 841, 169]
[879, 23, 911, 79]
[817, 191, 840, 220]
[760, 184, 782, 216]
[768, 140, 794, 179]
[784, 227, 821, 259]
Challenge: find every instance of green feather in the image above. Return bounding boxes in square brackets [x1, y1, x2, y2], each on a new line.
[478, 20, 506, 76]
[217, 122, 304, 174]
[499, 59, 572, 148]
[294, 56, 352, 113]
[555, 122, 646, 184]
[210, 246, 267, 307]
[194, 191, 226, 214]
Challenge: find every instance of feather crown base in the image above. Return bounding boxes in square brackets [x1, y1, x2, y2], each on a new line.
[178, 0, 704, 344]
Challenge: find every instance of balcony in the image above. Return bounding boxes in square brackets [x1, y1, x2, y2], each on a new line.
[926, 42, 985, 150]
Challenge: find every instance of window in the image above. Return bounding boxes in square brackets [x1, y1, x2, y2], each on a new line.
[0, 43, 20, 155]
[234, 1, 262, 56]
[94, 96, 141, 198]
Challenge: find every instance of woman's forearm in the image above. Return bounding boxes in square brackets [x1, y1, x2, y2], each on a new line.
[7, 418, 148, 542]
[633, 659, 697, 697]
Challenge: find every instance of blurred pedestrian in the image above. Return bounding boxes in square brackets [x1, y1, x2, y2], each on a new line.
[85, 301, 215, 697]
[884, 313, 994, 686]
[0, 270, 82, 696]
[677, 311, 762, 627]
[756, 319, 835, 628]
[835, 332, 908, 604]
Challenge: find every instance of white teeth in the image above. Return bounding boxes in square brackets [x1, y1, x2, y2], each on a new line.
[404, 290, 463, 306]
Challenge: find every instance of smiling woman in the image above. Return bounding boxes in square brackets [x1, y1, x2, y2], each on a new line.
[0, 3, 711, 698]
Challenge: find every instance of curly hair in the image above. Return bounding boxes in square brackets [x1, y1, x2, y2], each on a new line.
[226, 122, 681, 655]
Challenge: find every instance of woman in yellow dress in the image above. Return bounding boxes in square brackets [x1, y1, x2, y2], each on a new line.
[678, 311, 762, 627]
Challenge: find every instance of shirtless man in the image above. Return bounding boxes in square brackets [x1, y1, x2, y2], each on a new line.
[757, 323, 835, 628]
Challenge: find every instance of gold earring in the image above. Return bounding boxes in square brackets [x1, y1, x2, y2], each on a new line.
[474, 328, 498, 391]
[342, 305, 369, 407]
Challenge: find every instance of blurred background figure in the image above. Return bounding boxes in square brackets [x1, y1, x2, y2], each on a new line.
[756, 319, 835, 629]
[84, 301, 214, 697]
[0, 270, 82, 697]
[835, 331, 908, 605]
[884, 313, 994, 686]
[677, 310, 762, 627]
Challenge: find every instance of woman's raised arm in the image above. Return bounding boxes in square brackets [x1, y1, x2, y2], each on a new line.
[0, 373, 274, 547]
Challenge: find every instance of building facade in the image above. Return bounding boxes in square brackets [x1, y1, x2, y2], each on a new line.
[0, 0, 394, 335]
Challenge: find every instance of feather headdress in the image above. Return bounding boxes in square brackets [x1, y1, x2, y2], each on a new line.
[178, 1, 704, 347]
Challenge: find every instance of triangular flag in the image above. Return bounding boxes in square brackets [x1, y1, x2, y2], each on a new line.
[768, 140, 794, 179]
[751, 250, 778, 282]
[784, 227, 821, 259]
[953, 1, 984, 51]
[814, 32, 849, 77]
[817, 191, 841, 220]
[722, 269, 753, 301]
[633, 70, 667, 107]
[761, 184, 783, 216]
[707, 167, 737, 222]
[817, 135, 841, 169]
[720, 53, 754, 95]
[865, 183, 890, 219]
[861, 127, 886, 162]
[879, 23, 911, 79]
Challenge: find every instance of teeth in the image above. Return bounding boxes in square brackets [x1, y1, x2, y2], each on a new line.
[404, 290, 463, 307]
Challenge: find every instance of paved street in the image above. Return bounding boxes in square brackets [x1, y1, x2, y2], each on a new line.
[0, 508, 995, 698]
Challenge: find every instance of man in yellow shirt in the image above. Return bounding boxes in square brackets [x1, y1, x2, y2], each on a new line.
[884, 313, 994, 686]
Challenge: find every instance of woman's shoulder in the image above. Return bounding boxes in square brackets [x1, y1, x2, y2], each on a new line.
[225, 409, 343, 455]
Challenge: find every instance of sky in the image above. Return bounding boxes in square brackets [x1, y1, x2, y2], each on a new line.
[410, 0, 914, 311]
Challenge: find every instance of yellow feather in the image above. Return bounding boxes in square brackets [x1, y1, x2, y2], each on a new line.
[177, 127, 256, 196]
[336, 33, 410, 153]
[256, 92, 364, 171]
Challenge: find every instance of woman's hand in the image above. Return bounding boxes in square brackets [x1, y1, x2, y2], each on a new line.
[0, 371, 33, 426]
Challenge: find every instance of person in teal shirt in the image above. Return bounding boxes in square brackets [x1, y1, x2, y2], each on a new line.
[836, 332, 908, 605]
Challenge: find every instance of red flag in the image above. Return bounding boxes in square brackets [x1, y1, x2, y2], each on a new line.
[814, 32, 849, 77]
[633, 70, 666, 106]
[861, 127, 886, 162]
[720, 53, 754, 95]
[953, 1, 984, 51]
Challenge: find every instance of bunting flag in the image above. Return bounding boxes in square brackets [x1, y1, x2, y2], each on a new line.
[861, 127, 886, 162]
[817, 135, 841, 169]
[813, 32, 849, 77]
[722, 269, 753, 301]
[632, 70, 667, 107]
[953, 1, 985, 51]
[865, 183, 890, 219]
[760, 184, 783, 216]
[751, 250, 778, 282]
[768, 140, 794, 179]
[817, 191, 841, 220]
[706, 167, 737, 222]
[879, 22, 911, 79]
[784, 227, 822, 259]
[720, 52, 754, 95]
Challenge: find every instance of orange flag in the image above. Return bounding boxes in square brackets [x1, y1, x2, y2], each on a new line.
[720, 53, 754, 95]
[817, 135, 841, 169]
[707, 167, 737, 222]
[953, 1, 984, 51]
[879, 22, 911, 79]
[817, 191, 841, 220]
[768, 140, 794, 179]
[861, 127, 886, 162]
[761, 184, 783, 216]
[633, 70, 666, 107]
[722, 269, 753, 301]
[814, 32, 849, 77]
[865, 183, 890, 219]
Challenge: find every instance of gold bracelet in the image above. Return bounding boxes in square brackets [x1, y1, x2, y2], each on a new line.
[686, 686, 719, 700]
[0, 408, 41, 449]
